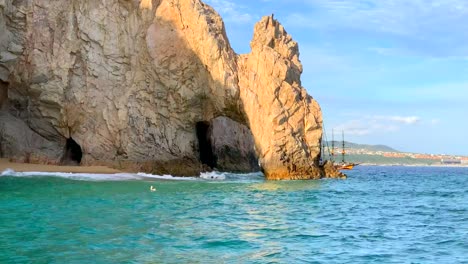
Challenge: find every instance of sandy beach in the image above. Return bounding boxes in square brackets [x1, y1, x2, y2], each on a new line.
[0, 158, 122, 174]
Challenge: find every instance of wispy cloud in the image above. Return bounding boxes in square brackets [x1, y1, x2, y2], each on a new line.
[380, 115, 421, 125]
[332, 115, 421, 136]
[294, 0, 468, 34]
[204, 0, 253, 24]
[284, 0, 468, 57]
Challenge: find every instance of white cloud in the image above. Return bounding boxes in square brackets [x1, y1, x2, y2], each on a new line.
[388, 116, 421, 125]
[296, 0, 468, 33]
[331, 114, 421, 136]
[369, 115, 421, 125]
[335, 120, 369, 135]
[285, 0, 468, 57]
[204, 0, 253, 24]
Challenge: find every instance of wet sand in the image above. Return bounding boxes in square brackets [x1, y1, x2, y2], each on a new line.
[0, 158, 122, 174]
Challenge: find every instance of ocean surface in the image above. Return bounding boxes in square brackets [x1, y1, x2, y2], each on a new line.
[1, 166, 467, 263]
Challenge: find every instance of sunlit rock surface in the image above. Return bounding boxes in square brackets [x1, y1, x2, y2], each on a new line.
[0, 0, 342, 179]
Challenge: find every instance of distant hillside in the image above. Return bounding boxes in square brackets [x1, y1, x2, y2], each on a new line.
[345, 154, 439, 166]
[322, 141, 466, 166]
[324, 141, 399, 153]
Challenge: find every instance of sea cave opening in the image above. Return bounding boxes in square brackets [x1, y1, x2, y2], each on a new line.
[0, 81, 8, 110]
[196, 121, 216, 169]
[62, 137, 83, 165]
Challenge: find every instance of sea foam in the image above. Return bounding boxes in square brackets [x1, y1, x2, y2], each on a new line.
[200, 171, 227, 180]
[0, 168, 195, 181]
[0, 168, 264, 182]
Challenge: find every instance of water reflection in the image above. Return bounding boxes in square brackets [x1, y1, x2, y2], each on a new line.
[248, 180, 322, 192]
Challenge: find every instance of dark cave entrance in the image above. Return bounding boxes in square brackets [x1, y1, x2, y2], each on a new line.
[0, 81, 8, 109]
[196, 121, 216, 169]
[62, 138, 83, 165]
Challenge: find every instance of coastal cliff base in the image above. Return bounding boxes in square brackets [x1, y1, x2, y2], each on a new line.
[0, 0, 343, 179]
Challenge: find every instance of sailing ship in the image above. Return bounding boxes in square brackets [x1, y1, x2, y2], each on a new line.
[322, 129, 357, 170]
[335, 130, 357, 170]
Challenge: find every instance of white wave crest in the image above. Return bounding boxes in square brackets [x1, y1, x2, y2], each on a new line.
[1, 168, 264, 182]
[1, 168, 16, 176]
[200, 171, 227, 180]
[136, 172, 197, 181]
[0, 169, 197, 181]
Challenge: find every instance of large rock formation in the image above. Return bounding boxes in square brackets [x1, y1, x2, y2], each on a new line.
[239, 16, 325, 180]
[0, 0, 343, 179]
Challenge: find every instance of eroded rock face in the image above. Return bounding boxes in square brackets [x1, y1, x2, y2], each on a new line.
[238, 16, 325, 180]
[322, 161, 346, 179]
[210, 116, 260, 172]
[0, 0, 342, 179]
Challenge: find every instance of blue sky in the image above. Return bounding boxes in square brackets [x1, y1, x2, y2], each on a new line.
[205, 0, 468, 155]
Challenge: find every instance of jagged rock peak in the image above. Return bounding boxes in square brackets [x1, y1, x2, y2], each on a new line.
[250, 14, 302, 75]
[238, 15, 343, 180]
[0, 0, 343, 180]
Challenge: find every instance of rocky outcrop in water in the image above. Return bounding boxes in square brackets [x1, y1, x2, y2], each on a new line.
[239, 16, 325, 180]
[0, 0, 343, 179]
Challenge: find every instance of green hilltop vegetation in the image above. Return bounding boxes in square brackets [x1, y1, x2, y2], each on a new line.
[324, 141, 399, 152]
[344, 154, 439, 166]
[322, 141, 440, 165]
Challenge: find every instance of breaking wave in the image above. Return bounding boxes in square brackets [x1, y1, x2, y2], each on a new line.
[0, 168, 263, 182]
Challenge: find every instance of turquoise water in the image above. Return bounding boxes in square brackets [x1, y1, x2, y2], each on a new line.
[1, 167, 467, 263]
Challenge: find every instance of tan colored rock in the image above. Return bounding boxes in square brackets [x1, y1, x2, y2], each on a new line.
[238, 15, 338, 179]
[0, 0, 342, 179]
[0, 0, 244, 175]
[322, 160, 347, 179]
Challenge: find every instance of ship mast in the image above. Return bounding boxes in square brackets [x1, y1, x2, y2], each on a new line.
[341, 130, 345, 163]
[320, 139, 324, 164]
[322, 124, 333, 162]
[331, 129, 335, 162]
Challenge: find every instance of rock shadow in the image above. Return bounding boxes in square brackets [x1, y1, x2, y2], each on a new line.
[196, 121, 216, 169]
[61, 137, 82, 165]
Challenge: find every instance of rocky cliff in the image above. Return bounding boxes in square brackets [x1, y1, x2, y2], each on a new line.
[0, 0, 343, 179]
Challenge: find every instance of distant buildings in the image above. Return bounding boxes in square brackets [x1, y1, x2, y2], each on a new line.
[344, 147, 468, 165]
[441, 159, 462, 165]
[383, 153, 407, 158]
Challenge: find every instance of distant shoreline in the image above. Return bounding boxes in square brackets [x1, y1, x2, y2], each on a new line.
[0, 158, 122, 174]
[357, 163, 468, 168]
